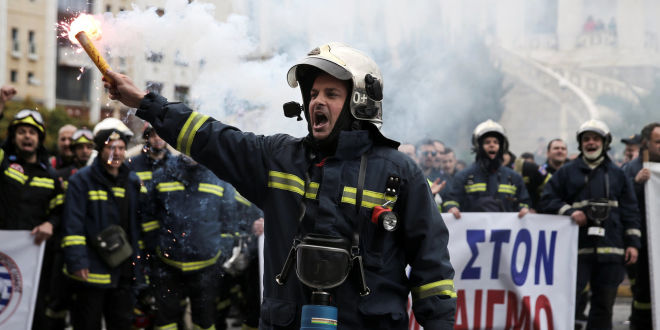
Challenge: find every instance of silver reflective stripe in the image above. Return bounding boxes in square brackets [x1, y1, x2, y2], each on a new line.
[572, 199, 619, 209]
[558, 204, 572, 215]
[626, 229, 642, 237]
[577, 247, 625, 255]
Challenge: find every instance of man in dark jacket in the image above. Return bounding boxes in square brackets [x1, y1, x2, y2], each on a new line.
[142, 154, 237, 330]
[622, 122, 660, 329]
[444, 119, 530, 218]
[128, 124, 170, 186]
[61, 118, 143, 330]
[0, 86, 63, 329]
[539, 119, 641, 329]
[104, 42, 456, 329]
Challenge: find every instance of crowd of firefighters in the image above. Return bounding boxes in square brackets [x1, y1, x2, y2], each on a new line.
[2, 72, 660, 330]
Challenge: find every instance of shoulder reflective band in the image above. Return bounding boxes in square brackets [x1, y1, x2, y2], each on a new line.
[411, 279, 457, 301]
[177, 112, 209, 156]
[498, 184, 517, 195]
[136, 171, 152, 181]
[30, 177, 55, 189]
[465, 183, 486, 193]
[198, 183, 224, 197]
[156, 181, 184, 192]
[5, 167, 28, 184]
[61, 235, 86, 247]
[88, 190, 108, 201]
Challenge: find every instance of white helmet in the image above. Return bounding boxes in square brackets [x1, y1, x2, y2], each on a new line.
[287, 42, 384, 129]
[577, 119, 612, 150]
[93, 118, 134, 138]
[472, 119, 509, 152]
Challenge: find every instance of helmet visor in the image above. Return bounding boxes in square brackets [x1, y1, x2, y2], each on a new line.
[72, 129, 95, 145]
[12, 110, 45, 133]
[287, 57, 352, 88]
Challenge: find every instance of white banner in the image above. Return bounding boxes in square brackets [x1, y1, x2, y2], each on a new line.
[644, 162, 660, 329]
[0, 231, 45, 330]
[409, 213, 578, 330]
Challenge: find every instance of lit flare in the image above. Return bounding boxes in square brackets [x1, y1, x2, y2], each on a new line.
[65, 14, 113, 83]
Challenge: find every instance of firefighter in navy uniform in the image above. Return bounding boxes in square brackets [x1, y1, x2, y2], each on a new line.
[105, 42, 456, 329]
[141, 154, 237, 330]
[45, 128, 95, 329]
[443, 120, 530, 218]
[0, 87, 64, 329]
[61, 119, 144, 330]
[129, 124, 170, 186]
[539, 119, 641, 329]
[622, 122, 660, 329]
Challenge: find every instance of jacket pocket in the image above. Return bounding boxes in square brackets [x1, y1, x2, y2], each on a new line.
[261, 297, 297, 327]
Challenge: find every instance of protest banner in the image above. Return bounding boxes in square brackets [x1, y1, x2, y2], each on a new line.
[644, 162, 660, 329]
[408, 212, 577, 330]
[0, 231, 45, 330]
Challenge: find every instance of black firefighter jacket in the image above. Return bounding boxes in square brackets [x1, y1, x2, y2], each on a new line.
[142, 156, 238, 272]
[61, 157, 144, 288]
[539, 156, 641, 263]
[136, 93, 456, 329]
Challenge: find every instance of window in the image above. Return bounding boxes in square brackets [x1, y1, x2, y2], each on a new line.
[11, 28, 19, 53]
[146, 81, 163, 95]
[10, 70, 18, 83]
[56, 66, 90, 101]
[174, 85, 189, 103]
[27, 72, 37, 85]
[106, 5, 111, 13]
[146, 52, 163, 63]
[28, 30, 37, 56]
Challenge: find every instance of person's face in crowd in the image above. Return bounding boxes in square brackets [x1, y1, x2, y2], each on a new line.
[14, 125, 39, 155]
[623, 144, 640, 162]
[455, 160, 466, 172]
[432, 141, 445, 169]
[398, 144, 417, 162]
[441, 151, 456, 175]
[308, 73, 348, 141]
[58, 128, 75, 157]
[647, 127, 660, 162]
[419, 144, 436, 169]
[148, 131, 167, 151]
[101, 140, 126, 170]
[73, 143, 94, 164]
[482, 136, 500, 160]
[547, 140, 567, 164]
[580, 132, 603, 159]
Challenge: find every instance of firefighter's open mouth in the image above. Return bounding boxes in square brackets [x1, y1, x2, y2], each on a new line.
[585, 146, 598, 152]
[313, 112, 329, 129]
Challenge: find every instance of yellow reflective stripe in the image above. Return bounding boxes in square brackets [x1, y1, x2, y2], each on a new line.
[633, 300, 652, 310]
[88, 190, 108, 201]
[443, 200, 460, 209]
[30, 177, 55, 189]
[5, 167, 28, 184]
[155, 323, 178, 330]
[61, 235, 86, 247]
[221, 233, 234, 238]
[0, 149, 3, 163]
[572, 200, 619, 208]
[50, 194, 65, 210]
[140, 185, 148, 194]
[138, 240, 145, 250]
[305, 182, 319, 199]
[498, 184, 517, 195]
[136, 171, 152, 181]
[156, 181, 185, 192]
[62, 180, 69, 191]
[112, 187, 125, 198]
[465, 183, 486, 193]
[626, 229, 642, 237]
[411, 279, 457, 301]
[216, 298, 231, 310]
[577, 247, 625, 255]
[177, 112, 209, 156]
[63, 268, 111, 284]
[341, 187, 396, 209]
[235, 193, 252, 206]
[542, 173, 552, 186]
[158, 248, 222, 272]
[519, 203, 529, 209]
[142, 220, 160, 232]
[198, 183, 224, 197]
[268, 171, 305, 195]
[192, 324, 216, 330]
